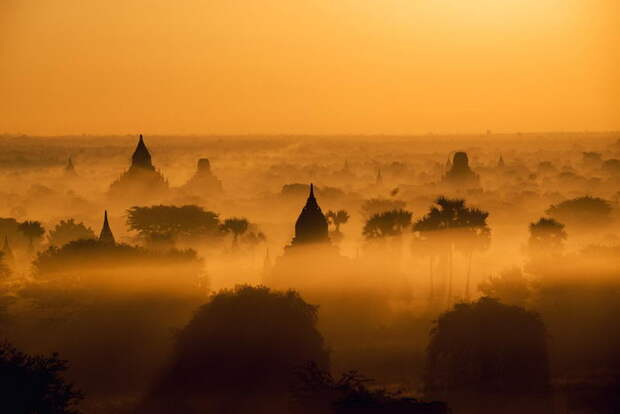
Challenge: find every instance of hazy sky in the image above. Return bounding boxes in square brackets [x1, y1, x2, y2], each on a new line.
[1, 0, 618, 135]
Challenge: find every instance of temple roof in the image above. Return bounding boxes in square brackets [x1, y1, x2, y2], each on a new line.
[291, 184, 329, 246]
[131, 134, 154, 170]
[99, 210, 116, 245]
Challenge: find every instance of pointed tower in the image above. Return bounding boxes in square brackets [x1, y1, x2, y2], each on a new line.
[498, 154, 505, 168]
[65, 157, 77, 176]
[291, 184, 329, 246]
[99, 211, 116, 245]
[376, 168, 383, 185]
[131, 134, 154, 170]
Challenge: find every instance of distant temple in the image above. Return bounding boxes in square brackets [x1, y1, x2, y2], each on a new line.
[498, 154, 505, 168]
[289, 184, 329, 247]
[99, 211, 115, 245]
[108, 135, 169, 203]
[182, 158, 223, 195]
[376, 168, 383, 185]
[442, 152, 480, 188]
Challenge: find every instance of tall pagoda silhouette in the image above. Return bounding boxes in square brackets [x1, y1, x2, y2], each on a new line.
[108, 135, 169, 203]
[289, 184, 329, 247]
[268, 184, 352, 292]
[182, 158, 223, 195]
[98, 210, 115, 245]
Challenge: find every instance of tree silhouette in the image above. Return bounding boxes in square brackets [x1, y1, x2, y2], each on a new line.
[414, 197, 490, 303]
[546, 196, 612, 230]
[144, 285, 329, 414]
[221, 217, 250, 248]
[18, 220, 45, 251]
[411, 231, 440, 302]
[363, 209, 412, 240]
[326, 210, 350, 243]
[127, 205, 220, 241]
[33, 238, 202, 282]
[0, 341, 83, 414]
[47, 219, 96, 247]
[425, 298, 550, 413]
[360, 198, 406, 220]
[326, 210, 350, 234]
[528, 217, 567, 255]
[291, 362, 448, 414]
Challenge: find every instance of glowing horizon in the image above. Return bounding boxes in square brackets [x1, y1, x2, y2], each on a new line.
[1, 0, 618, 135]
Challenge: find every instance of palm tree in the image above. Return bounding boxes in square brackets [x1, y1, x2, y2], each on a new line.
[411, 231, 439, 302]
[413, 197, 490, 304]
[18, 220, 45, 252]
[325, 210, 350, 236]
[454, 207, 490, 300]
[222, 218, 249, 248]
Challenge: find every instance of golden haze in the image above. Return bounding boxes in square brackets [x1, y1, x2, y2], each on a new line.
[0, 0, 618, 135]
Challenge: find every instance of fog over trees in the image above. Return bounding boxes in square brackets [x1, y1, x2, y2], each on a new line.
[0, 133, 618, 413]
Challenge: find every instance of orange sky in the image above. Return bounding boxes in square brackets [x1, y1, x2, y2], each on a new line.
[1, 0, 618, 135]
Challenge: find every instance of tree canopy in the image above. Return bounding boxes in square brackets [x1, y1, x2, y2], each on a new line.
[546, 196, 612, 230]
[127, 205, 220, 239]
[425, 298, 549, 411]
[363, 209, 412, 239]
[145, 285, 329, 413]
[47, 219, 96, 247]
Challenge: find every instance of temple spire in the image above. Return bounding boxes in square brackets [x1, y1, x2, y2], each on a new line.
[131, 134, 154, 170]
[291, 183, 329, 246]
[99, 210, 115, 245]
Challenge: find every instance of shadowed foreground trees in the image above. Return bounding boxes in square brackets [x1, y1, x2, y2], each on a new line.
[425, 298, 550, 414]
[143, 285, 329, 414]
[291, 363, 449, 414]
[0, 341, 82, 414]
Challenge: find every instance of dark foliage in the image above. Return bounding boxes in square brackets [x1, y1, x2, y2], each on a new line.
[292, 362, 449, 414]
[33, 238, 201, 280]
[144, 285, 329, 413]
[363, 209, 412, 239]
[47, 219, 96, 247]
[546, 196, 612, 230]
[0, 341, 82, 414]
[127, 205, 220, 240]
[425, 298, 550, 413]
